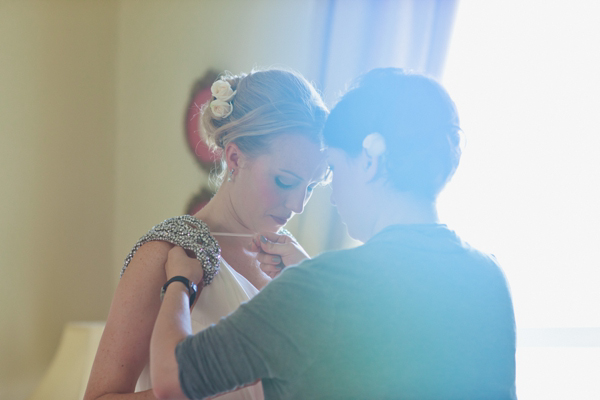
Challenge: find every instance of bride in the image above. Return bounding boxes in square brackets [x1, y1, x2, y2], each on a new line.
[84, 68, 329, 400]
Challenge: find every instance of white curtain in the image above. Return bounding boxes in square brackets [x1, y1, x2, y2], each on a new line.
[317, 0, 458, 103]
[288, 0, 460, 255]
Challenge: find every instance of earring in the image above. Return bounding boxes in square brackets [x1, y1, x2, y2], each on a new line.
[228, 168, 234, 182]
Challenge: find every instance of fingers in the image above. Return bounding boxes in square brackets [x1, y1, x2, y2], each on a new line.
[258, 237, 294, 259]
[251, 232, 309, 272]
[258, 235, 277, 254]
[168, 246, 192, 263]
[256, 251, 282, 266]
[260, 263, 283, 279]
[251, 232, 293, 253]
[249, 235, 262, 252]
[259, 231, 291, 244]
[256, 235, 291, 257]
[257, 252, 284, 279]
[168, 247, 199, 266]
[166, 246, 204, 285]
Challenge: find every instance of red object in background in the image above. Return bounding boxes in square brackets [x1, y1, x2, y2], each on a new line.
[186, 187, 214, 215]
[184, 71, 220, 214]
[187, 198, 210, 216]
[185, 71, 222, 168]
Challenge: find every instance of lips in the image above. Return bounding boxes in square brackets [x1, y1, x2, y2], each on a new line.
[271, 215, 289, 225]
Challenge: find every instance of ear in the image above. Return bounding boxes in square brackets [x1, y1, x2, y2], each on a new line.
[358, 148, 382, 183]
[224, 142, 245, 170]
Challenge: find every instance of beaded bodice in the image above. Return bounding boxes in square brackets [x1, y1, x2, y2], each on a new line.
[121, 215, 221, 286]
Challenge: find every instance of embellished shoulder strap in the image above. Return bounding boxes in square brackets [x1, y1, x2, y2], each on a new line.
[121, 215, 221, 286]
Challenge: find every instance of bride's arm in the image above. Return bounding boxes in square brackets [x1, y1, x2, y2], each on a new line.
[83, 241, 173, 400]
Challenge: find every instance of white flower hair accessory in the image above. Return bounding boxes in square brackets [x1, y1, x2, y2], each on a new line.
[210, 79, 236, 118]
[211, 80, 236, 102]
[210, 99, 233, 119]
[362, 132, 386, 157]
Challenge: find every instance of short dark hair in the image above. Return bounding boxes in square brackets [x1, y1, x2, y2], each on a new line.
[323, 68, 462, 199]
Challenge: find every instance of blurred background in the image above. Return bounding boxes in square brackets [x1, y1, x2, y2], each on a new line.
[0, 0, 598, 399]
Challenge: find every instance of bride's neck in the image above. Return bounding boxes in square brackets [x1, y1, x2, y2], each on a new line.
[193, 185, 252, 235]
[193, 185, 271, 289]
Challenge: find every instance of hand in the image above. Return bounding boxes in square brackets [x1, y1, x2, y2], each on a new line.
[252, 232, 310, 278]
[165, 246, 204, 287]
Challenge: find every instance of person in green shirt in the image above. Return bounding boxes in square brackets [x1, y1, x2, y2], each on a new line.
[150, 68, 517, 400]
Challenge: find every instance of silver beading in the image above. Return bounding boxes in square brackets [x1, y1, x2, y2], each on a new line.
[121, 215, 221, 286]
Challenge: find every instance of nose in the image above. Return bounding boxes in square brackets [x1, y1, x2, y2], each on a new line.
[286, 188, 308, 214]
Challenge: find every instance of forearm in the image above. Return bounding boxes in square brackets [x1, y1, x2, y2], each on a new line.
[150, 284, 193, 400]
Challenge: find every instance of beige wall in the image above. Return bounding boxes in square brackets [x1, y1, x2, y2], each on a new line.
[0, 1, 119, 398]
[0, 1, 326, 398]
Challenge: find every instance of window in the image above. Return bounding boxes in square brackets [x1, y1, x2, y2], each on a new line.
[440, 1, 600, 398]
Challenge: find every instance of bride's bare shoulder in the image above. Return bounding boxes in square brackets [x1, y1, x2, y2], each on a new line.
[120, 240, 174, 282]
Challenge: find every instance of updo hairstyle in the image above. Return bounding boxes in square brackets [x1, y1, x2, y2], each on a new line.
[200, 68, 328, 176]
[323, 68, 462, 199]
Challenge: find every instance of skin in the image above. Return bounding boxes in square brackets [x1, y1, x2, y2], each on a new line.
[84, 133, 327, 400]
[326, 147, 440, 242]
[150, 143, 441, 399]
[253, 231, 310, 278]
[197, 133, 327, 288]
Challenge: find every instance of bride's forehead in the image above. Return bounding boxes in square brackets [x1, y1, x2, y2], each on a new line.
[270, 152, 327, 176]
[259, 148, 326, 180]
[267, 135, 323, 162]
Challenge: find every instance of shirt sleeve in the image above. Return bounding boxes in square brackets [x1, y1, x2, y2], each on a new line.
[175, 258, 334, 399]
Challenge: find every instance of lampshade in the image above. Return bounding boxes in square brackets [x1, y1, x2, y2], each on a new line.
[28, 321, 105, 400]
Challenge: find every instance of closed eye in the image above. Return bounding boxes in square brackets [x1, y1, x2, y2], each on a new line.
[275, 176, 298, 189]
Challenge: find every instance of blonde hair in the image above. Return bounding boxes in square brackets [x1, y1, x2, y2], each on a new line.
[200, 68, 328, 178]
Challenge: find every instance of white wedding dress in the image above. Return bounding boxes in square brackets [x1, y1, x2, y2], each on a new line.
[122, 216, 264, 399]
[135, 257, 264, 399]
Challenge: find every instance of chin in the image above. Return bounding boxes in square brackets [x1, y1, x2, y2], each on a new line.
[259, 219, 282, 233]
[272, 221, 287, 231]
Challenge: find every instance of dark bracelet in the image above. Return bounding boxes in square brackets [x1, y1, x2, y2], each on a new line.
[160, 276, 197, 308]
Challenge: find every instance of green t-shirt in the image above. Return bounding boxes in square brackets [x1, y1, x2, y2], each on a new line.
[176, 224, 516, 399]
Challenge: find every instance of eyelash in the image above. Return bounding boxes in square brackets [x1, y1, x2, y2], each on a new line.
[275, 177, 296, 189]
[275, 177, 318, 193]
